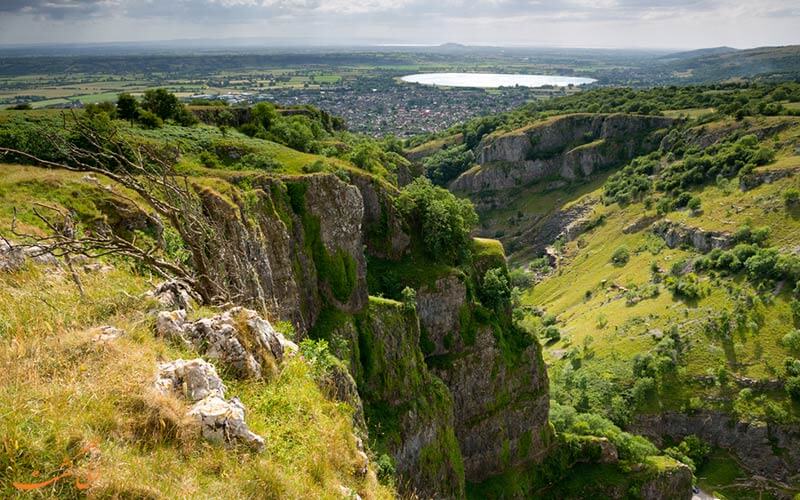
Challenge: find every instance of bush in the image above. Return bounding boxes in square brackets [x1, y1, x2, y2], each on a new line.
[782, 330, 800, 352]
[786, 377, 800, 400]
[611, 246, 630, 266]
[375, 454, 396, 484]
[136, 109, 163, 129]
[400, 286, 416, 312]
[238, 153, 280, 171]
[666, 273, 704, 300]
[784, 189, 800, 207]
[687, 196, 702, 212]
[198, 151, 220, 168]
[543, 325, 561, 342]
[549, 402, 658, 462]
[423, 144, 475, 186]
[395, 178, 478, 264]
[481, 267, 511, 310]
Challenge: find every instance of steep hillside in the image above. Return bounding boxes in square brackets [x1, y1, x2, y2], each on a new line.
[0, 104, 560, 499]
[474, 112, 800, 498]
[450, 114, 675, 194]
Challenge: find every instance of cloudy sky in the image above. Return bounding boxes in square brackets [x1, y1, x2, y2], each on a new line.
[0, 0, 798, 49]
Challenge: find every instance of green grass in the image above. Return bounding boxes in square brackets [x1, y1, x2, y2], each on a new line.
[0, 162, 394, 499]
[499, 117, 800, 426]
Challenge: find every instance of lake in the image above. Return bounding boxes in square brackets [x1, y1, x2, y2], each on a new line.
[400, 72, 597, 88]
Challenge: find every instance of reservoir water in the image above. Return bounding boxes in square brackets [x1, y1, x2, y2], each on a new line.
[400, 72, 596, 88]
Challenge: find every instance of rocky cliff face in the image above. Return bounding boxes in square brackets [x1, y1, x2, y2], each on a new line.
[652, 220, 733, 253]
[631, 411, 800, 483]
[199, 173, 367, 334]
[450, 114, 675, 193]
[415, 264, 551, 482]
[326, 298, 466, 498]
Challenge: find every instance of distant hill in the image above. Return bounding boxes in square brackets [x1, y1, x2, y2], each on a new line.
[664, 44, 800, 82]
[658, 46, 738, 61]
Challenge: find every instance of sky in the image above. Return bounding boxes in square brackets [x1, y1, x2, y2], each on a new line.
[0, 0, 798, 49]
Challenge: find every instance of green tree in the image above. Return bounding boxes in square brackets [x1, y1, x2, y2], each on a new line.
[481, 267, 511, 310]
[251, 102, 278, 131]
[395, 178, 478, 264]
[142, 88, 181, 120]
[116, 93, 138, 123]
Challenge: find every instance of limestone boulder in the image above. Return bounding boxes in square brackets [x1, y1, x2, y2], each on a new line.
[147, 280, 197, 311]
[155, 358, 265, 451]
[155, 307, 297, 379]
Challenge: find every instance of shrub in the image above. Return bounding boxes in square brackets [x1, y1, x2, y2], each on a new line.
[136, 109, 163, 129]
[198, 151, 220, 168]
[481, 267, 511, 310]
[782, 330, 800, 352]
[784, 189, 800, 207]
[666, 273, 704, 300]
[395, 178, 478, 264]
[400, 286, 417, 312]
[509, 267, 534, 289]
[611, 246, 630, 266]
[423, 144, 475, 186]
[238, 153, 280, 171]
[687, 196, 702, 212]
[543, 325, 561, 342]
[786, 377, 800, 400]
[375, 454, 396, 484]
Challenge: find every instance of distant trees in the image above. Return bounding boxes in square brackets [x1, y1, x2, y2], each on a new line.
[116, 93, 138, 123]
[115, 89, 197, 128]
[422, 144, 475, 186]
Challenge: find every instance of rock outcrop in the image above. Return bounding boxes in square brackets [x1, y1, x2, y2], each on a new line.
[652, 220, 733, 253]
[155, 307, 297, 379]
[327, 298, 465, 498]
[415, 266, 551, 481]
[631, 411, 800, 483]
[155, 358, 265, 450]
[639, 459, 693, 500]
[740, 165, 800, 191]
[450, 114, 675, 194]
[0, 240, 58, 272]
[197, 173, 367, 334]
[349, 173, 410, 260]
[506, 197, 600, 258]
[147, 280, 198, 311]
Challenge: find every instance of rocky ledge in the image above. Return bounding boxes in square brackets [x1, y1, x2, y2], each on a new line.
[450, 114, 675, 194]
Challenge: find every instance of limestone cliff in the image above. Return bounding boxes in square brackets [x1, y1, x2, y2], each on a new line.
[450, 114, 675, 194]
[321, 298, 466, 498]
[198, 173, 367, 334]
[415, 261, 551, 482]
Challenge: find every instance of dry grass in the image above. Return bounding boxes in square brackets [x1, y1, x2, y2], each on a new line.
[0, 263, 394, 499]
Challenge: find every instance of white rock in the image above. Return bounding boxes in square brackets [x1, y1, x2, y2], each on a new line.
[155, 358, 226, 401]
[188, 395, 265, 451]
[159, 307, 297, 379]
[155, 309, 189, 344]
[338, 485, 363, 500]
[155, 358, 265, 451]
[147, 280, 196, 311]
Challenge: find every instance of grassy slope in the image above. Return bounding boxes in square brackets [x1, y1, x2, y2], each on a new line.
[464, 116, 800, 496]
[520, 125, 800, 407]
[0, 165, 394, 499]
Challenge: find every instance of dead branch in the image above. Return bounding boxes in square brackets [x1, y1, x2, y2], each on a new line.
[0, 114, 242, 304]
